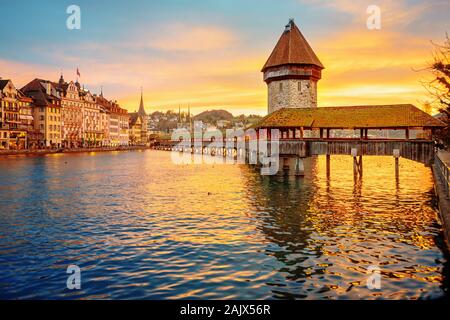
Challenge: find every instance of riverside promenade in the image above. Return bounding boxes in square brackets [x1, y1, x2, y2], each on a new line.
[0, 145, 150, 157]
[433, 150, 450, 247]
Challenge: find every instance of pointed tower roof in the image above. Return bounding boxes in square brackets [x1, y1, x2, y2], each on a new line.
[59, 71, 65, 85]
[262, 19, 324, 71]
[138, 87, 146, 117]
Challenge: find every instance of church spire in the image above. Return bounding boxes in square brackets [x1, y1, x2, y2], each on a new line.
[59, 70, 65, 85]
[138, 87, 146, 117]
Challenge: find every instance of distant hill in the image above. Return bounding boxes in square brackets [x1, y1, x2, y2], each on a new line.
[192, 110, 234, 124]
[148, 108, 263, 132]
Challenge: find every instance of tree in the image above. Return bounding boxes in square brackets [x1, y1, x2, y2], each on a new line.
[423, 34, 450, 146]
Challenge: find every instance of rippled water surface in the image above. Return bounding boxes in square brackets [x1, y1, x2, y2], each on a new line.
[0, 150, 448, 299]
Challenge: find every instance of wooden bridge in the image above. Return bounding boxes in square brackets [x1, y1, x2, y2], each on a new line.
[277, 139, 435, 164]
[152, 137, 435, 169]
[250, 104, 445, 174]
[152, 104, 445, 175]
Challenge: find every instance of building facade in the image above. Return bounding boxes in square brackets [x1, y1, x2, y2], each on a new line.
[262, 19, 324, 114]
[22, 79, 62, 148]
[118, 109, 130, 146]
[18, 94, 39, 148]
[98, 106, 110, 146]
[0, 79, 32, 149]
[55, 76, 84, 148]
[12, 75, 144, 149]
[129, 114, 144, 144]
[80, 89, 104, 146]
[96, 94, 118, 146]
[96, 94, 129, 146]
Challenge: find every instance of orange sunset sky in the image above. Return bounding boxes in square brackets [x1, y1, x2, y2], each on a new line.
[0, 0, 449, 116]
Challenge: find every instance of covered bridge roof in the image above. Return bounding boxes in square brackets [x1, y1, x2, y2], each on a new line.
[254, 104, 446, 129]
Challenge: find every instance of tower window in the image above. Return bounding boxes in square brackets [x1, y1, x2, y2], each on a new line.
[298, 82, 302, 92]
[279, 83, 283, 92]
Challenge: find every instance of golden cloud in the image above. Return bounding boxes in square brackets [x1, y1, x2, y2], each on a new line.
[147, 24, 236, 52]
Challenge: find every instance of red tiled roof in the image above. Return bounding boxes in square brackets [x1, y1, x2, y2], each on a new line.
[262, 19, 324, 71]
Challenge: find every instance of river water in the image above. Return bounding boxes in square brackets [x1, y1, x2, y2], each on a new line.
[0, 150, 448, 299]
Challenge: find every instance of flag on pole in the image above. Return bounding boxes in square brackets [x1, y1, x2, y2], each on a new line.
[77, 68, 81, 77]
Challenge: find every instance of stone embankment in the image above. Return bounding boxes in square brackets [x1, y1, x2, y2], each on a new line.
[433, 150, 450, 248]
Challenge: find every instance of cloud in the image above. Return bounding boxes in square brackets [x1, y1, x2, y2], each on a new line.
[313, 28, 436, 108]
[317, 30, 430, 72]
[298, 0, 433, 28]
[145, 24, 236, 52]
[12, 21, 265, 112]
[0, 59, 59, 88]
[296, 0, 447, 110]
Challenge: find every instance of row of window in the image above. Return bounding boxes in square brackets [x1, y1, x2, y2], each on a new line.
[38, 107, 61, 113]
[1, 101, 31, 108]
[4, 115, 19, 121]
[49, 125, 61, 131]
[277, 81, 311, 92]
[64, 101, 83, 108]
[39, 115, 61, 122]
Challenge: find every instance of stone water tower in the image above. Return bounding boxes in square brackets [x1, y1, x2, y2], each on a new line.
[262, 19, 324, 114]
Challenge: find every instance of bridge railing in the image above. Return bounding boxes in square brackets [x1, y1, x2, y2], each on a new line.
[435, 152, 450, 199]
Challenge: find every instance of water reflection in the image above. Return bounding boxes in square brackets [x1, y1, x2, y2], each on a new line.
[242, 155, 448, 299]
[0, 151, 448, 299]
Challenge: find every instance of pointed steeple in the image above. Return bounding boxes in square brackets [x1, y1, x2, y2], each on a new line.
[59, 71, 65, 85]
[138, 87, 146, 117]
[262, 19, 324, 71]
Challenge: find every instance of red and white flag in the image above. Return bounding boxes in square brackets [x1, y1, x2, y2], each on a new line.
[76, 68, 81, 77]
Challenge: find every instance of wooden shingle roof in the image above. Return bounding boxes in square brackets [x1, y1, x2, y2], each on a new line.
[254, 105, 446, 129]
[262, 19, 324, 71]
